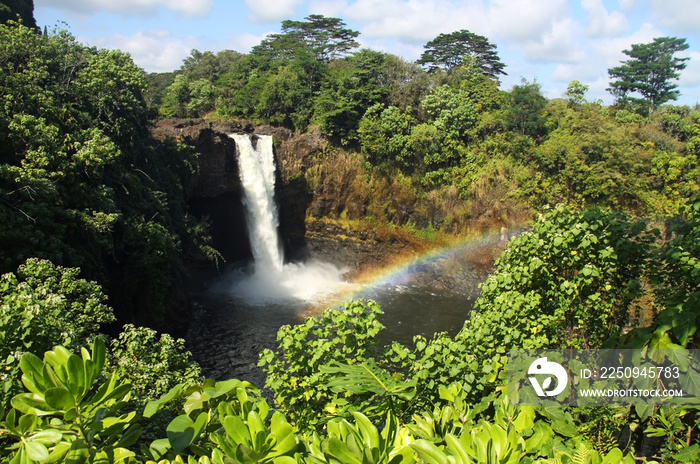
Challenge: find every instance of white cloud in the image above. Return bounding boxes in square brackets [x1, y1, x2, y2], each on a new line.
[226, 32, 271, 54]
[91, 30, 200, 72]
[310, 0, 491, 45]
[487, 0, 569, 42]
[648, 0, 700, 35]
[580, 0, 627, 38]
[35, 0, 214, 18]
[245, 0, 304, 23]
[678, 51, 700, 88]
[517, 17, 585, 63]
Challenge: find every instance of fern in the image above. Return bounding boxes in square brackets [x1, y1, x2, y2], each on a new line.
[572, 442, 590, 464]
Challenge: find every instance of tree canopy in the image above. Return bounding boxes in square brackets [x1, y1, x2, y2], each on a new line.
[417, 29, 506, 80]
[0, 0, 37, 29]
[607, 36, 690, 111]
[254, 14, 359, 62]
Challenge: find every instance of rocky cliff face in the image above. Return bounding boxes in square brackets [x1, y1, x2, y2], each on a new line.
[151, 118, 404, 270]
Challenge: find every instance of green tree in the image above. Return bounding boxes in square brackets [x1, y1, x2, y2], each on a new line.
[382, 54, 433, 114]
[564, 79, 589, 105]
[0, 0, 37, 29]
[607, 36, 690, 111]
[253, 14, 359, 64]
[280, 14, 360, 61]
[313, 49, 389, 144]
[417, 29, 506, 81]
[0, 258, 114, 407]
[256, 63, 314, 129]
[358, 104, 417, 170]
[422, 84, 478, 141]
[505, 78, 547, 137]
[0, 22, 205, 322]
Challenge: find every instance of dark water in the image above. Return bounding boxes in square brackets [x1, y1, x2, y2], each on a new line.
[186, 259, 484, 387]
[355, 284, 475, 347]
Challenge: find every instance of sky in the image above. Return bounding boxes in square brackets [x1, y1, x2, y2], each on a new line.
[34, 0, 700, 106]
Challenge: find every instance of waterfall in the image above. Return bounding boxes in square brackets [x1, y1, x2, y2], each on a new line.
[226, 133, 349, 304]
[231, 134, 283, 272]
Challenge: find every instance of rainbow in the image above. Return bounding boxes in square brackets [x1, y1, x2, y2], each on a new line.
[306, 227, 516, 314]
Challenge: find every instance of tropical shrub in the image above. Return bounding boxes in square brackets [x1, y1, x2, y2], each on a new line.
[0, 338, 139, 464]
[403, 206, 655, 408]
[258, 300, 387, 429]
[108, 324, 202, 440]
[0, 258, 114, 408]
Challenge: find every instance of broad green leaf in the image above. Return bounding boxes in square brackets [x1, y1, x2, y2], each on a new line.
[90, 337, 107, 383]
[18, 413, 37, 433]
[601, 448, 623, 464]
[19, 353, 45, 393]
[525, 421, 554, 453]
[28, 430, 63, 446]
[222, 415, 251, 444]
[66, 355, 85, 397]
[44, 387, 75, 411]
[167, 415, 198, 454]
[350, 412, 380, 449]
[326, 437, 362, 464]
[445, 433, 470, 463]
[670, 444, 700, 462]
[551, 420, 578, 438]
[24, 441, 49, 462]
[144, 384, 183, 418]
[410, 439, 449, 464]
[11, 393, 51, 416]
[148, 438, 171, 460]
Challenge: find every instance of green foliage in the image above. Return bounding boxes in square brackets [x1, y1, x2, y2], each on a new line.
[312, 49, 389, 145]
[622, 194, 700, 351]
[0, 338, 140, 464]
[0, 258, 114, 408]
[144, 378, 298, 463]
[400, 206, 655, 409]
[321, 359, 417, 418]
[476, 206, 653, 349]
[160, 75, 217, 118]
[108, 324, 202, 440]
[258, 300, 385, 429]
[565, 80, 589, 105]
[0, 22, 208, 321]
[278, 15, 359, 62]
[256, 63, 315, 130]
[306, 412, 413, 464]
[417, 29, 506, 81]
[656, 194, 700, 313]
[505, 78, 547, 137]
[358, 104, 417, 170]
[422, 85, 478, 142]
[608, 37, 690, 110]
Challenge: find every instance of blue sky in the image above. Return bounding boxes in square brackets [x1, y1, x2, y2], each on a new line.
[34, 0, 700, 106]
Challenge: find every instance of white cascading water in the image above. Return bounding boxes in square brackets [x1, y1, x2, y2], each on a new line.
[231, 134, 283, 272]
[226, 133, 348, 304]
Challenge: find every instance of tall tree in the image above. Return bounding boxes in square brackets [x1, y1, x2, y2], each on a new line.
[0, 0, 37, 29]
[417, 29, 506, 81]
[607, 36, 689, 111]
[282, 14, 360, 61]
[255, 15, 360, 62]
[505, 78, 547, 137]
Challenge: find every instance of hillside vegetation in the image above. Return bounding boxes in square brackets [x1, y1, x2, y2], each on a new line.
[0, 12, 699, 464]
[150, 17, 699, 234]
